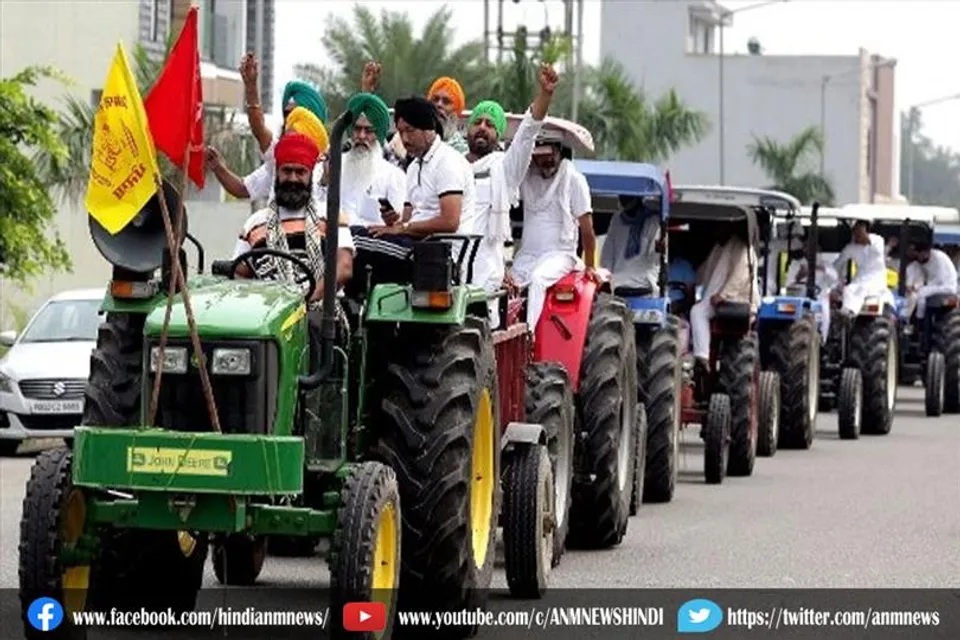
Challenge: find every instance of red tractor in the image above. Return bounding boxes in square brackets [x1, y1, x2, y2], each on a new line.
[665, 187, 782, 484]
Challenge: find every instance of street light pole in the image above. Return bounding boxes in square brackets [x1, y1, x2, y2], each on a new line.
[717, 0, 788, 185]
[905, 92, 960, 202]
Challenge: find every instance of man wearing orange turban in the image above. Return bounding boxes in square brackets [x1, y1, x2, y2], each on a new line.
[427, 76, 469, 154]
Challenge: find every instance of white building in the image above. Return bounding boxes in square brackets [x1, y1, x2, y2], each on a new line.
[599, 0, 900, 206]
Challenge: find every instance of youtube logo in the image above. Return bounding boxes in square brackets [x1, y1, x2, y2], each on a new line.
[343, 602, 387, 633]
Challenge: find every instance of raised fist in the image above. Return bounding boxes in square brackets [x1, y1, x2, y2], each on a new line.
[538, 63, 559, 94]
[361, 61, 382, 92]
[239, 53, 259, 86]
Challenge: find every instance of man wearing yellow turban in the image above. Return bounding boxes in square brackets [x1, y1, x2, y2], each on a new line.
[207, 107, 328, 204]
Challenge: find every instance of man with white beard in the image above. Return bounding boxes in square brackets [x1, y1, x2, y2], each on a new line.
[464, 63, 558, 325]
[332, 92, 406, 229]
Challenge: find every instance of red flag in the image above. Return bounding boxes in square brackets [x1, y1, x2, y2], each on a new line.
[145, 6, 205, 188]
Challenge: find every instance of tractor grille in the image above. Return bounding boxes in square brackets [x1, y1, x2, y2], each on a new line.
[146, 339, 279, 434]
[18, 379, 87, 400]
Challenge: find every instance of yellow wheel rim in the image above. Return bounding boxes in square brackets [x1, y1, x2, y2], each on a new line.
[371, 501, 398, 592]
[470, 389, 495, 568]
[60, 489, 89, 614]
[177, 531, 197, 556]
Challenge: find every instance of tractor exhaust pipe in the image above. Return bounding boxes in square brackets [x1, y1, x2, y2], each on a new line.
[299, 110, 354, 391]
[806, 202, 819, 301]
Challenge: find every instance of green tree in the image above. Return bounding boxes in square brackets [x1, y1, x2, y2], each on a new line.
[34, 44, 259, 205]
[747, 126, 836, 205]
[0, 66, 71, 284]
[900, 109, 960, 206]
[294, 5, 492, 114]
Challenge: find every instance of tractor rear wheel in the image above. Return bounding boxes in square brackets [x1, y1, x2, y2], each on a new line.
[637, 319, 681, 504]
[568, 294, 637, 549]
[939, 308, 960, 413]
[837, 367, 863, 440]
[719, 334, 759, 477]
[502, 445, 553, 599]
[329, 461, 401, 639]
[924, 352, 945, 417]
[374, 316, 500, 638]
[773, 316, 819, 449]
[629, 405, 648, 514]
[850, 316, 897, 434]
[212, 534, 266, 586]
[524, 362, 574, 567]
[19, 447, 91, 640]
[80, 312, 207, 613]
[703, 394, 731, 484]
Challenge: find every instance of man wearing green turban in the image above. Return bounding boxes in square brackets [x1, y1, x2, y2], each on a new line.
[283, 80, 328, 124]
[465, 63, 559, 326]
[331, 92, 406, 229]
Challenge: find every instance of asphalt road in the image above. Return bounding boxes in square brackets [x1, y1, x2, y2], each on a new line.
[1, 387, 958, 636]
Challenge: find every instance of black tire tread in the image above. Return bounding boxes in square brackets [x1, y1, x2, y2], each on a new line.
[502, 446, 551, 599]
[838, 368, 862, 440]
[772, 316, 819, 449]
[756, 370, 780, 457]
[850, 316, 896, 434]
[212, 535, 266, 586]
[703, 394, 731, 484]
[940, 308, 960, 413]
[718, 334, 758, 477]
[638, 319, 681, 504]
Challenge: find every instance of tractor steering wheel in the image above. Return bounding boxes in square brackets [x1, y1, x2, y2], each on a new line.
[228, 247, 318, 303]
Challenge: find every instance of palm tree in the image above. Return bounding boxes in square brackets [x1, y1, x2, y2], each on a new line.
[294, 5, 491, 114]
[747, 126, 836, 205]
[35, 43, 258, 205]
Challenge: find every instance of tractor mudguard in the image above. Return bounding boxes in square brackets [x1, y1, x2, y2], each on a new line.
[534, 271, 598, 390]
[501, 421, 546, 450]
[364, 283, 488, 325]
[622, 296, 671, 326]
[758, 296, 822, 324]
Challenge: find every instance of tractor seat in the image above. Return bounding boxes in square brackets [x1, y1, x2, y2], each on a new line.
[614, 285, 654, 298]
[925, 293, 959, 310]
[713, 301, 753, 321]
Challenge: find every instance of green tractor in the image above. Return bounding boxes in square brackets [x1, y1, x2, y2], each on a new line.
[18, 112, 564, 639]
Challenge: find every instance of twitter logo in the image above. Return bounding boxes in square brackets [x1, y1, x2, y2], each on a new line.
[677, 598, 723, 633]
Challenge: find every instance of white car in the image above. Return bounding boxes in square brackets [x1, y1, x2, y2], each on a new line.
[0, 288, 104, 455]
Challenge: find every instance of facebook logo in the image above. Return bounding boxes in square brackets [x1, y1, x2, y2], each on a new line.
[27, 597, 64, 632]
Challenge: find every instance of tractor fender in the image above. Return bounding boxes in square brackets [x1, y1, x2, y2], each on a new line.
[758, 296, 822, 325]
[622, 296, 670, 326]
[501, 421, 547, 452]
[534, 271, 599, 391]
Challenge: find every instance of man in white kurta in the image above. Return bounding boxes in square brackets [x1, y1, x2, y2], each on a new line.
[464, 64, 557, 325]
[908, 244, 959, 320]
[831, 220, 892, 317]
[507, 133, 596, 331]
[600, 196, 661, 293]
[689, 228, 760, 364]
[786, 254, 839, 340]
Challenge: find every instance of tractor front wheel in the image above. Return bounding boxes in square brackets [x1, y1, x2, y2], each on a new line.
[638, 318, 681, 504]
[703, 393, 731, 485]
[939, 308, 960, 413]
[720, 334, 759, 477]
[19, 447, 92, 640]
[502, 444, 553, 599]
[850, 316, 897, 434]
[837, 367, 863, 440]
[773, 316, 820, 449]
[925, 352, 946, 417]
[568, 294, 637, 549]
[213, 534, 266, 586]
[328, 461, 401, 639]
[756, 371, 781, 457]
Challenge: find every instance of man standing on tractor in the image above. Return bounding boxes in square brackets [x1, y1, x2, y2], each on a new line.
[464, 63, 559, 305]
[689, 225, 759, 375]
[600, 194, 662, 293]
[830, 219, 890, 319]
[207, 106, 329, 203]
[505, 131, 597, 331]
[233, 132, 355, 306]
[788, 249, 838, 340]
[907, 242, 959, 321]
[333, 92, 407, 230]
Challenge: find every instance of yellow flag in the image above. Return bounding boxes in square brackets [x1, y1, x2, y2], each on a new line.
[85, 43, 162, 235]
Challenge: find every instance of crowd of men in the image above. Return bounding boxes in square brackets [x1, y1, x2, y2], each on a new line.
[205, 54, 957, 363]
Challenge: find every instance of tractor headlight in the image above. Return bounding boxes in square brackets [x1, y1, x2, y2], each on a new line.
[211, 348, 251, 376]
[150, 346, 188, 374]
[633, 309, 663, 324]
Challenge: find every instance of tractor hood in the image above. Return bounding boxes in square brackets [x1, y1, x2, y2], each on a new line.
[144, 280, 307, 340]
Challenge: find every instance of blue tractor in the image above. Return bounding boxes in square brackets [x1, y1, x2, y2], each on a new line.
[574, 160, 679, 506]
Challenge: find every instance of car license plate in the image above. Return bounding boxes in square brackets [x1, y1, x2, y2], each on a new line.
[30, 400, 83, 415]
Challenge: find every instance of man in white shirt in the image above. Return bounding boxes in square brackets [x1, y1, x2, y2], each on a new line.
[506, 131, 597, 331]
[908, 242, 959, 320]
[331, 93, 406, 229]
[831, 220, 891, 318]
[786, 251, 838, 340]
[233, 133, 354, 307]
[690, 225, 759, 367]
[464, 63, 557, 311]
[600, 195, 662, 294]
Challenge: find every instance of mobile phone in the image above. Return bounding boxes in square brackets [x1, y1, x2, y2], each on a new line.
[378, 198, 393, 210]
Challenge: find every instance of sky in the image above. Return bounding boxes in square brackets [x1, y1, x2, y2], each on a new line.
[272, 0, 960, 152]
